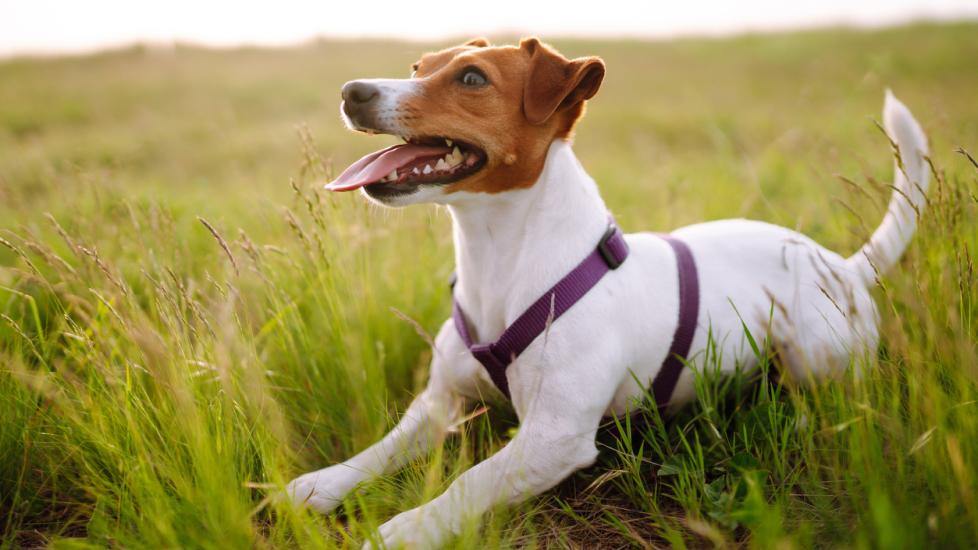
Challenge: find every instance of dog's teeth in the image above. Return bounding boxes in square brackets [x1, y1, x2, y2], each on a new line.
[435, 158, 449, 171]
[423, 164, 433, 174]
[445, 139, 453, 147]
[451, 147, 463, 165]
[388, 170, 398, 181]
[412, 167, 420, 174]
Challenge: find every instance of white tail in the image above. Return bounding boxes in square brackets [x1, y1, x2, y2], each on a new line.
[847, 90, 930, 285]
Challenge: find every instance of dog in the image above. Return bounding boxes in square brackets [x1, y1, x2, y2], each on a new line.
[288, 37, 929, 548]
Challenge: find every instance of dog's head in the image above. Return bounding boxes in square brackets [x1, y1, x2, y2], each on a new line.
[325, 37, 605, 206]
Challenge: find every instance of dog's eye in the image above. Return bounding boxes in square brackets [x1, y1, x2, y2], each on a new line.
[458, 68, 488, 87]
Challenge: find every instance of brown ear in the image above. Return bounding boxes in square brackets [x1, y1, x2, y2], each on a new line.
[521, 37, 605, 125]
[465, 37, 490, 47]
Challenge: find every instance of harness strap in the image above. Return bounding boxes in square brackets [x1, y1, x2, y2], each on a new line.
[452, 221, 629, 398]
[451, 221, 699, 410]
[650, 235, 700, 410]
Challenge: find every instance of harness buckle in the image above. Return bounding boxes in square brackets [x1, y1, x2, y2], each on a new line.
[597, 224, 627, 270]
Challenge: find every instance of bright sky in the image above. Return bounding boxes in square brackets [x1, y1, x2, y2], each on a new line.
[2, 0, 976, 57]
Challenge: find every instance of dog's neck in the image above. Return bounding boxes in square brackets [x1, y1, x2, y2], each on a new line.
[447, 140, 610, 342]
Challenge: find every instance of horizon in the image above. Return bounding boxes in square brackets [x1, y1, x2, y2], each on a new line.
[3, 0, 977, 59]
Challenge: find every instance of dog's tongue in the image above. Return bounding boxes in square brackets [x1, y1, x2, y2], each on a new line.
[325, 143, 452, 191]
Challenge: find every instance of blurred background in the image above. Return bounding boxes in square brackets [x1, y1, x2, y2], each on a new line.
[4, 0, 978, 55]
[2, 1, 978, 548]
[3, 1, 977, 239]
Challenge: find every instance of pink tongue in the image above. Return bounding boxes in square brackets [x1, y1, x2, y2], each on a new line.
[325, 143, 452, 191]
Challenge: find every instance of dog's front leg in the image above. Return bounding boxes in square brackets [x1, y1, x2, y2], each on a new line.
[287, 385, 459, 513]
[367, 395, 603, 549]
[288, 320, 477, 513]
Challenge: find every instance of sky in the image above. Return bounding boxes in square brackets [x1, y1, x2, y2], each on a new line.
[2, 0, 977, 57]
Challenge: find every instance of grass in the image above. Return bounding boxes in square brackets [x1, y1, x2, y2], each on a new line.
[1, 21, 977, 548]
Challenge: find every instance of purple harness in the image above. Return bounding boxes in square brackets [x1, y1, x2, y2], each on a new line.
[451, 220, 700, 409]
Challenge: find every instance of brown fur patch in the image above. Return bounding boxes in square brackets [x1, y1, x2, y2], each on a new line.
[400, 37, 605, 195]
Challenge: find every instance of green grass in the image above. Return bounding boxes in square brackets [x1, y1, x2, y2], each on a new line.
[1, 21, 977, 548]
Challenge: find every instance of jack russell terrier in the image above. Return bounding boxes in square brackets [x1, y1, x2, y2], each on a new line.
[288, 37, 929, 548]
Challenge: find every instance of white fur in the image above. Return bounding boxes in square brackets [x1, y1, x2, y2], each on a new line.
[340, 78, 419, 137]
[289, 92, 929, 549]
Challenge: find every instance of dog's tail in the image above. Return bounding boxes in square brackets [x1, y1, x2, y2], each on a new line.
[846, 90, 929, 286]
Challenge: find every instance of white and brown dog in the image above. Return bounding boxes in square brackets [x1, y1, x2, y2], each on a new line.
[288, 37, 929, 548]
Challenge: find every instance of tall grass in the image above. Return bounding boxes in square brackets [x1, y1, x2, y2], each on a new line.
[2, 22, 977, 548]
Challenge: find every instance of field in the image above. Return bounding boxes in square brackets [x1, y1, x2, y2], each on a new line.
[2, 22, 977, 548]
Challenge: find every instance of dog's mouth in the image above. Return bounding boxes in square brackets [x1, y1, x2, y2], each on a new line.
[325, 137, 487, 192]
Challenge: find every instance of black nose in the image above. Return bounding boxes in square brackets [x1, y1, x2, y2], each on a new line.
[342, 81, 380, 106]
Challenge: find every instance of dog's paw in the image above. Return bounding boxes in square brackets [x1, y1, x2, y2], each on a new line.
[286, 465, 359, 514]
[362, 505, 452, 550]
